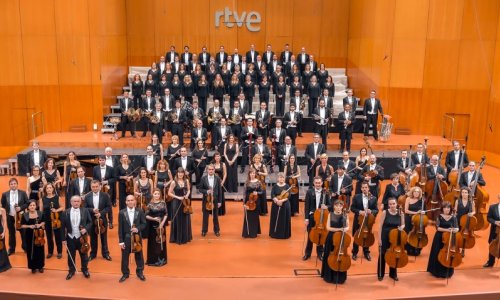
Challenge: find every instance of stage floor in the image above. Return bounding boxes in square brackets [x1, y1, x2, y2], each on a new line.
[2, 165, 500, 299]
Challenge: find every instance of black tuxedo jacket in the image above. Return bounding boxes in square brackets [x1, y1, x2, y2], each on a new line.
[298, 53, 310, 66]
[319, 96, 333, 109]
[255, 110, 271, 129]
[60, 207, 92, 240]
[252, 144, 271, 158]
[216, 126, 231, 143]
[26, 150, 48, 171]
[263, 51, 275, 65]
[118, 208, 147, 243]
[140, 155, 160, 172]
[283, 111, 302, 128]
[411, 152, 429, 166]
[207, 107, 226, 120]
[459, 171, 486, 188]
[240, 126, 259, 142]
[198, 52, 211, 65]
[305, 143, 326, 174]
[180, 52, 193, 65]
[280, 51, 293, 64]
[246, 50, 259, 64]
[426, 165, 446, 180]
[363, 98, 384, 116]
[160, 95, 175, 111]
[215, 52, 228, 65]
[229, 107, 246, 122]
[350, 193, 379, 219]
[278, 144, 297, 162]
[189, 107, 205, 120]
[197, 175, 222, 207]
[269, 127, 286, 144]
[1, 190, 29, 214]
[396, 157, 412, 173]
[487, 204, 500, 242]
[337, 111, 355, 132]
[172, 157, 195, 175]
[330, 174, 353, 196]
[68, 177, 91, 198]
[141, 97, 157, 112]
[445, 150, 469, 172]
[382, 183, 405, 206]
[191, 127, 208, 143]
[171, 108, 188, 124]
[84, 192, 112, 225]
[304, 188, 332, 226]
[336, 159, 356, 174]
[165, 51, 179, 63]
[342, 96, 358, 112]
[313, 107, 330, 124]
[358, 164, 384, 184]
[120, 97, 134, 113]
[92, 165, 115, 183]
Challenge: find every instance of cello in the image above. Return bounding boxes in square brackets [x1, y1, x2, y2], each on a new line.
[459, 194, 477, 257]
[437, 213, 463, 282]
[414, 138, 429, 189]
[309, 190, 329, 246]
[469, 157, 488, 230]
[327, 209, 351, 274]
[488, 225, 500, 262]
[353, 194, 376, 253]
[385, 206, 409, 272]
[425, 151, 447, 221]
[407, 198, 429, 252]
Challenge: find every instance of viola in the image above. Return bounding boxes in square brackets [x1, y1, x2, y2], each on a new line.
[488, 226, 500, 259]
[50, 202, 61, 229]
[155, 226, 166, 245]
[437, 214, 463, 269]
[309, 190, 329, 246]
[288, 176, 299, 194]
[94, 216, 107, 235]
[257, 174, 266, 191]
[459, 197, 477, 256]
[385, 207, 409, 269]
[327, 210, 351, 272]
[79, 225, 90, 254]
[407, 199, 429, 250]
[131, 224, 142, 253]
[182, 187, 193, 214]
[353, 206, 375, 249]
[34, 218, 46, 247]
[247, 191, 259, 211]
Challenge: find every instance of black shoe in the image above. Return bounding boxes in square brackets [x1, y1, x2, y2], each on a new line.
[88, 255, 96, 262]
[104, 255, 112, 261]
[483, 262, 494, 268]
[378, 276, 383, 281]
[352, 254, 357, 261]
[46, 253, 53, 259]
[66, 272, 75, 280]
[302, 254, 311, 261]
[119, 275, 129, 283]
[201, 232, 207, 237]
[109, 224, 114, 229]
[31, 269, 36, 274]
[215, 232, 220, 237]
[364, 253, 372, 261]
[83, 270, 90, 278]
[112, 203, 117, 207]
[57, 253, 62, 259]
[298, 133, 303, 137]
[390, 276, 399, 281]
[137, 273, 146, 281]
[318, 253, 323, 261]
[39, 268, 44, 273]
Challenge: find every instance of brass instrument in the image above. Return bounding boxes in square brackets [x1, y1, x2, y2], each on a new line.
[149, 113, 160, 124]
[168, 111, 178, 123]
[379, 115, 393, 142]
[192, 111, 203, 126]
[208, 111, 222, 125]
[227, 113, 242, 125]
[126, 108, 141, 122]
[299, 97, 306, 113]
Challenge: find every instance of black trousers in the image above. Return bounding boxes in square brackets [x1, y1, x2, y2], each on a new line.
[7, 214, 25, 253]
[171, 123, 184, 145]
[118, 182, 128, 211]
[308, 97, 318, 116]
[304, 223, 324, 257]
[202, 206, 220, 233]
[352, 217, 371, 255]
[120, 116, 136, 137]
[198, 96, 207, 112]
[246, 96, 254, 114]
[107, 185, 116, 223]
[258, 127, 268, 144]
[315, 124, 328, 150]
[66, 236, 89, 273]
[121, 242, 144, 276]
[275, 96, 285, 116]
[231, 125, 242, 145]
[240, 143, 253, 170]
[43, 213, 62, 255]
[141, 117, 150, 136]
[365, 114, 379, 139]
[151, 123, 164, 144]
[340, 129, 352, 152]
[286, 127, 297, 145]
[89, 224, 110, 257]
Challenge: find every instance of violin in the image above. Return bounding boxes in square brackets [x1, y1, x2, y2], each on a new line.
[437, 214, 463, 269]
[247, 190, 259, 211]
[79, 225, 90, 254]
[276, 186, 293, 201]
[459, 196, 477, 256]
[424, 150, 447, 221]
[407, 198, 429, 250]
[126, 177, 135, 195]
[50, 202, 61, 229]
[385, 206, 409, 269]
[155, 226, 166, 245]
[488, 225, 500, 260]
[131, 224, 142, 253]
[34, 217, 46, 247]
[288, 176, 299, 194]
[205, 191, 214, 211]
[94, 215, 107, 235]
[353, 196, 376, 249]
[15, 205, 22, 230]
[309, 190, 329, 246]
[182, 187, 193, 214]
[257, 174, 266, 191]
[328, 210, 351, 272]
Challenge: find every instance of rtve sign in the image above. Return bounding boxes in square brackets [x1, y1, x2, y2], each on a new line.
[215, 7, 261, 32]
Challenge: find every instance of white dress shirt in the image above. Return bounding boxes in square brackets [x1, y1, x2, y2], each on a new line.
[69, 208, 81, 239]
[92, 192, 100, 209]
[100, 166, 106, 180]
[337, 176, 344, 194]
[146, 155, 154, 171]
[33, 150, 40, 167]
[181, 157, 187, 170]
[369, 98, 376, 114]
[127, 208, 135, 226]
[9, 190, 18, 217]
[454, 151, 460, 169]
[314, 189, 322, 209]
[78, 178, 85, 194]
[208, 175, 215, 188]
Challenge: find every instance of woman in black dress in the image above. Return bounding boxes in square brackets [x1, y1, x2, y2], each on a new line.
[135, 168, 153, 208]
[454, 187, 475, 230]
[116, 153, 135, 210]
[324, 75, 335, 98]
[146, 189, 168, 266]
[302, 64, 313, 95]
[289, 73, 303, 96]
[243, 169, 262, 238]
[42, 158, 62, 193]
[404, 187, 424, 256]
[229, 74, 241, 107]
[269, 173, 291, 239]
[148, 62, 161, 85]
[377, 198, 405, 281]
[354, 147, 369, 194]
[220, 64, 231, 94]
[63, 151, 80, 207]
[213, 74, 225, 103]
[243, 75, 255, 113]
[284, 154, 301, 216]
[131, 74, 144, 109]
[177, 64, 188, 81]
[207, 65, 218, 95]
[192, 64, 203, 92]
[192, 139, 208, 185]
[168, 168, 192, 244]
[275, 75, 286, 116]
[321, 200, 350, 284]
[213, 152, 227, 216]
[171, 74, 183, 101]
[197, 74, 209, 112]
[165, 135, 182, 174]
[251, 153, 268, 216]
[27, 166, 42, 202]
[259, 76, 271, 107]
[257, 64, 269, 87]
[307, 75, 321, 115]
[144, 74, 157, 96]
[382, 173, 405, 209]
[150, 134, 164, 158]
[223, 134, 239, 193]
[39, 183, 63, 259]
[158, 74, 171, 97]
[21, 200, 45, 273]
[427, 201, 459, 278]
[182, 75, 195, 103]
[0, 207, 12, 272]
[154, 160, 173, 221]
[164, 63, 174, 82]
[315, 153, 334, 189]
[317, 63, 329, 89]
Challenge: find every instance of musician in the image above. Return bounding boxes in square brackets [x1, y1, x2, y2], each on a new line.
[229, 97, 245, 140]
[199, 46, 211, 72]
[269, 173, 292, 239]
[298, 47, 310, 72]
[454, 187, 475, 230]
[445, 140, 469, 176]
[262, 44, 274, 68]
[115, 154, 135, 211]
[377, 197, 405, 281]
[197, 164, 222, 237]
[359, 155, 384, 199]
[145, 189, 168, 266]
[27, 166, 42, 203]
[191, 119, 208, 150]
[305, 134, 326, 185]
[216, 118, 231, 152]
[283, 104, 302, 145]
[251, 154, 269, 216]
[172, 147, 195, 178]
[140, 146, 159, 179]
[484, 194, 500, 267]
[313, 99, 330, 149]
[330, 166, 353, 208]
[459, 161, 486, 190]
[119, 91, 136, 138]
[180, 45, 192, 65]
[426, 154, 447, 183]
[285, 55, 298, 84]
[269, 119, 285, 170]
[192, 139, 208, 185]
[252, 136, 271, 166]
[316, 153, 334, 188]
[131, 74, 143, 109]
[104, 147, 119, 210]
[275, 75, 286, 116]
[337, 104, 354, 153]
[246, 44, 259, 64]
[243, 75, 255, 113]
[256, 102, 271, 143]
[337, 151, 356, 175]
[118, 195, 147, 282]
[144, 73, 157, 96]
[382, 173, 405, 209]
[140, 89, 156, 137]
[240, 56, 248, 75]
[165, 136, 182, 173]
[396, 150, 412, 176]
[308, 76, 321, 116]
[189, 100, 205, 126]
[189, 54, 199, 75]
[61, 195, 92, 280]
[150, 102, 166, 144]
[243, 169, 263, 238]
[411, 143, 429, 167]
[404, 186, 424, 256]
[170, 100, 187, 145]
[172, 57, 181, 74]
[303, 176, 332, 261]
[84, 180, 112, 261]
[39, 183, 63, 259]
[240, 118, 258, 173]
[165, 45, 178, 63]
[426, 201, 458, 278]
[160, 88, 174, 115]
[351, 181, 379, 261]
[26, 140, 47, 176]
[280, 44, 293, 65]
[157, 56, 166, 75]
[196, 76, 209, 112]
[319, 88, 333, 110]
[343, 89, 358, 112]
[182, 75, 195, 103]
[67, 167, 91, 209]
[208, 99, 226, 150]
[279, 136, 297, 172]
[259, 76, 271, 107]
[92, 156, 115, 210]
[363, 90, 384, 141]
[1, 178, 29, 255]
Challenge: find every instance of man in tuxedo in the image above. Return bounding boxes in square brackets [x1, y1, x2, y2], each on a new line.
[255, 102, 271, 143]
[229, 97, 245, 140]
[160, 88, 174, 114]
[459, 161, 486, 190]
[396, 150, 412, 176]
[445, 140, 469, 176]
[236, 92, 249, 115]
[150, 102, 166, 143]
[303, 177, 332, 261]
[216, 118, 231, 151]
[172, 56, 181, 73]
[240, 117, 258, 173]
[426, 154, 447, 195]
[278, 136, 297, 172]
[216, 45, 228, 65]
[67, 166, 91, 209]
[280, 44, 293, 64]
[170, 100, 187, 145]
[484, 194, 500, 267]
[157, 56, 166, 74]
[263, 44, 274, 69]
[189, 100, 205, 125]
[191, 119, 208, 150]
[232, 48, 242, 66]
[199, 46, 211, 72]
[226, 55, 235, 73]
[359, 154, 385, 199]
[285, 55, 298, 83]
[26, 140, 47, 176]
[103, 148, 119, 226]
[337, 151, 356, 175]
[305, 134, 326, 185]
[197, 164, 222, 237]
[255, 55, 264, 73]
[246, 44, 259, 64]
[270, 54, 281, 73]
[350, 181, 379, 261]
[284, 104, 301, 145]
[330, 166, 353, 208]
[269, 119, 285, 172]
[363, 90, 384, 140]
[319, 89, 333, 110]
[252, 136, 271, 166]
[61, 195, 92, 280]
[84, 180, 112, 262]
[118, 195, 146, 282]
[313, 99, 330, 149]
[180, 45, 192, 65]
[337, 104, 354, 153]
[141, 89, 156, 137]
[298, 47, 310, 72]
[343, 89, 358, 112]
[240, 56, 248, 75]
[172, 147, 195, 178]
[308, 55, 318, 74]
[141, 146, 159, 178]
[411, 143, 429, 167]
[93, 156, 115, 229]
[208, 99, 226, 150]
[119, 91, 136, 138]
[1, 178, 28, 255]
[165, 45, 178, 63]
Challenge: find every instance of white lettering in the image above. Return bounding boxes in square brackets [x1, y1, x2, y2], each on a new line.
[214, 7, 261, 32]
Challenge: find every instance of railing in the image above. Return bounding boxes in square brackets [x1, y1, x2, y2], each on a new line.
[31, 111, 45, 139]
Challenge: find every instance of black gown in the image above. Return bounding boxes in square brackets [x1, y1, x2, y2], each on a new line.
[251, 163, 268, 215]
[41, 195, 62, 256]
[150, 143, 162, 157]
[156, 170, 172, 221]
[456, 199, 472, 230]
[146, 201, 168, 266]
[427, 215, 456, 278]
[166, 145, 181, 173]
[215, 163, 226, 216]
[0, 213, 12, 272]
[377, 211, 400, 279]
[404, 199, 423, 256]
[269, 184, 291, 239]
[225, 144, 239, 192]
[286, 163, 300, 215]
[321, 213, 347, 284]
[169, 182, 193, 244]
[29, 177, 42, 202]
[138, 179, 152, 205]
[243, 181, 262, 238]
[43, 170, 58, 184]
[21, 213, 45, 270]
[116, 164, 132, 210]
[191, 148, 207, 185]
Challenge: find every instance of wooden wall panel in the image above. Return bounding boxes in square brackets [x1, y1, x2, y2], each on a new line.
[264, 0, 294, 52]
[237, 0, 266, 53]
[291, 0, 322, 58]
[319, 0, 349, 66]
[181, 0, 210, 53]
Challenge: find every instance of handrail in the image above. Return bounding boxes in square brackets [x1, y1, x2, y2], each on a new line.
[442, 114, 455, 142]
[31, 111, 45, 139]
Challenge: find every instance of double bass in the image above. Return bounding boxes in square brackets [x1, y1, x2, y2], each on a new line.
[437, 214, 463, 278]
[488, 225, 500, 262]
[470, 157, 488, 230]
[424, 151, 447, 220]
[309, 190, 329, 246]
[327, 210, 351, 273]
[459, 195, 477, 257]
[385, 206, 409, 270]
